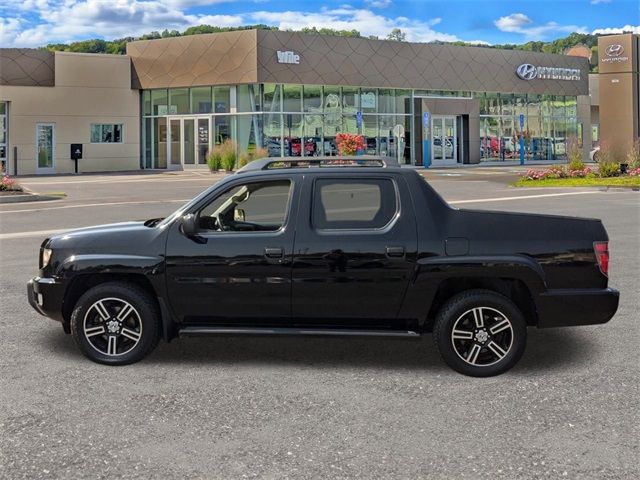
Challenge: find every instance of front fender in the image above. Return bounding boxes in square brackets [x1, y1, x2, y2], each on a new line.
[57, 254, 164, 279]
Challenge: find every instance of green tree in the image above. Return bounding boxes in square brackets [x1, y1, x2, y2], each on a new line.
[387, 28, 406, 42]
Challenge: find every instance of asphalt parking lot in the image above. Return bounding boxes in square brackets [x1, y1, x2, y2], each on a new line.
[1, 168, 638, 479]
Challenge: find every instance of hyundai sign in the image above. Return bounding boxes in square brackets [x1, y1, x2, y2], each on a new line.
[516, 63, 581, 81]
[601, 44, 629, 64]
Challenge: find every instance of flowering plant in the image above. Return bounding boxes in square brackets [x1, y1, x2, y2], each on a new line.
[520, 165, 593, 181]
[628, 167, 640, 177]
[0, 173, 21, 192]
[335, 133, 365, 156]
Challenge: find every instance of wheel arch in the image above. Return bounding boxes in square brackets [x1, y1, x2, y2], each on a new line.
[62, 273, 176, 341]
[423, 277, 538, 332]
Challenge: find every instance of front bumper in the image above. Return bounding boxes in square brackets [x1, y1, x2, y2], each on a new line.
[536, 288, 619, 328]
[27, 277, 65, 323]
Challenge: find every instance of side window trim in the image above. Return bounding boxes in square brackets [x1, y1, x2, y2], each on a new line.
[196, 177, 295, 236]
[311, 176, 401, 234]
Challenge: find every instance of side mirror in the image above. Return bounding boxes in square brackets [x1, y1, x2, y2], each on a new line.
[180, 214, 198, 237]
[234, 208, 245, 222]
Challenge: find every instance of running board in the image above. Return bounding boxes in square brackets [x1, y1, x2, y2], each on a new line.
[178, 326, 420, 338]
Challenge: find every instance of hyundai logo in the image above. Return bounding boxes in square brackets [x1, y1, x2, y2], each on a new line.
[605, 44, 624, 57]
[516, 64, 537, 80]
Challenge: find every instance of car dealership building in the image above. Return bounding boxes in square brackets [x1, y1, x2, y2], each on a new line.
[1, 30, 637, 175]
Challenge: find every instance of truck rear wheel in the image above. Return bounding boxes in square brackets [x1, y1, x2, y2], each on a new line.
[433, 289, 527, 377]
[70, 282, 160, 365]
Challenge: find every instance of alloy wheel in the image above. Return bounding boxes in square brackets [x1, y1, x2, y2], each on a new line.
[83, 297, 143, 357]
[450, 306, 514, 367]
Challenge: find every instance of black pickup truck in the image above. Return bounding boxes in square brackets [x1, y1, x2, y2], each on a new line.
[28, 157, 619, 376]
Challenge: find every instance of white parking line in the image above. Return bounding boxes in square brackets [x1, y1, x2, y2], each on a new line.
[0, 229, 65, 240]
[0, 198, 190, 214]
[449, 191, 603, 204]
[20, 175, 218, 186]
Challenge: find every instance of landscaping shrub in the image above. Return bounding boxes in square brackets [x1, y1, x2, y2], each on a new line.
[0, 173, 22, 192]
[598, 161, 619, 178]
[566, 136, 585, 171]
[220, 140, 237, 171]
[206, 149, 222, 171]
[627, 140, 640, 169]
[238, 153, 250, 168]
[238, 146, 269, 168]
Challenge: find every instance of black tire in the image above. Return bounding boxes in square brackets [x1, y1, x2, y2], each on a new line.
[593, 151, 600, 163]
[70, 282, 161, 365]
[433, 289, 527, 377]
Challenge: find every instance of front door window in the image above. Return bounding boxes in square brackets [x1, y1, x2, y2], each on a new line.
[198, 180, 291, 233]
[36, 124, 55, 172]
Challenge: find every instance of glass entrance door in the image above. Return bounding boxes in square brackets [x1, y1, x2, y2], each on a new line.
[36, 123, 55, 173]
[431, 116, 457, 164]
[169, 118, 181, 169]
[167, 117, 210, 169]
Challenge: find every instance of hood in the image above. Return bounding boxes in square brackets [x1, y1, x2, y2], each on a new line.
[45, 220, 167, 253]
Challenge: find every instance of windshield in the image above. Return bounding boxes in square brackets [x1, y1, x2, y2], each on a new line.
[156, 182, 220, 228]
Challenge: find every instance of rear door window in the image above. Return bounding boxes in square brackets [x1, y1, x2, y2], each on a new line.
[312, 178, 397, 230]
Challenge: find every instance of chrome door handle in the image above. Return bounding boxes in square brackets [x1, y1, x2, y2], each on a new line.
[264, 247, 284, 259]
[385, 246, 405, 257]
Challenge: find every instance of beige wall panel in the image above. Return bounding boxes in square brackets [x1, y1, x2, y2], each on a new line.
[55, 52, 132, 89]
[599, 73, 635, 151]
[3, 82, 139, 174]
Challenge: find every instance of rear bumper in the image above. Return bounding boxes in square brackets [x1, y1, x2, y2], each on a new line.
[536, 288, 619, 328]
[27, 277, 65, 323]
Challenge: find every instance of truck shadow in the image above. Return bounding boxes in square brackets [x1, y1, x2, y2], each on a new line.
[152, 327, 598, 374]
[45, 327, 599, 374]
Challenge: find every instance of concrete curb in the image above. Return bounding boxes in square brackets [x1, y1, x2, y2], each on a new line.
[0, 192, 65, 204]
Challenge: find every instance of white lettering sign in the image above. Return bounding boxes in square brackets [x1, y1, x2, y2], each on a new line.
[277, 50, 300, 64]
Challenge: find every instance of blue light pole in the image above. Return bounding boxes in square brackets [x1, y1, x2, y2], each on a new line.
[519, 113, 525, 166]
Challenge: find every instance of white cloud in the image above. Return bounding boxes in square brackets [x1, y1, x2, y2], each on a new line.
[495, 13, 532, 32]
[593, 24, 640, 34]
[0, 17, 24, 46]
[1, 1, 486, 48]
[590, 0, 611, 4]
[495, 12, 587, 39]
[1, 0, 244, 47]
[250, 7, 460, 42]
[365, 0, 392, 8]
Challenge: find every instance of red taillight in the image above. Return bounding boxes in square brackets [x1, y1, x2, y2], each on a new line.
[594, 241, 609, 277]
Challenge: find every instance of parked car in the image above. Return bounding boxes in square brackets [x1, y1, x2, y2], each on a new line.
[28, 157, 619, 376]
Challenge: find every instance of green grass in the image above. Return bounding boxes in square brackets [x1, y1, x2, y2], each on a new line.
[515, 176, 640, 188]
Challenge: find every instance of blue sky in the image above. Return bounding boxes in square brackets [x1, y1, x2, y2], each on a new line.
[0, 0, 638, 48]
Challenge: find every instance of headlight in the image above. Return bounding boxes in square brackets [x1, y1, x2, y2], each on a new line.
[41, 248, 52, 269]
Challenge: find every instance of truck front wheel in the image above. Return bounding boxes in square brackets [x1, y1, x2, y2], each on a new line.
[433, 290, 527, 377]
[70, 282, 161, 365]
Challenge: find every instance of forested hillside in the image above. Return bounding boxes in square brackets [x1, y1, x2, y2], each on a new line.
[42, 26, 602, 71]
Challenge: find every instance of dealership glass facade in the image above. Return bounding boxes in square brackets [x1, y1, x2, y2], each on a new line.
[0, 102, 7, 171]
[477, 93, 578, 161]
[141, 85, 578, 168]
